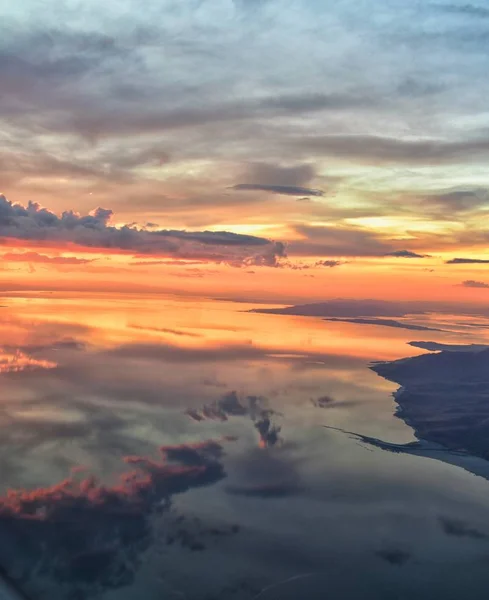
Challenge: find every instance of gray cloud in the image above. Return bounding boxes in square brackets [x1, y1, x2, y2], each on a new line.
[289, 224, 394, 257]
[461, 279, 489, 288]
[315, 260, 344, 268]
[225, 447, 302, 499]
[420, 188, 489, 212]
[439, 516, 488, 539]
[434, 3, 489, 18]
[296, 134, 489, 165]
[375, 548, 411, 566]
[0, 196, 285, 267]
[446, 257, 489, 264]
[185, 390, 282, 448]
[384, 250, 428, 258]
[232, 162, 325, 197]
[233, 184, 324, 197]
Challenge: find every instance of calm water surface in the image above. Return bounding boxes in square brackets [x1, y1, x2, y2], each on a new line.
[2, 292, 489, 599]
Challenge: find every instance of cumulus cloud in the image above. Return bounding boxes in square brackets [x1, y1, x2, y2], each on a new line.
[0, 197, 285, 267]
[0, 437, 232, 593]
[461, 280, 489, 288]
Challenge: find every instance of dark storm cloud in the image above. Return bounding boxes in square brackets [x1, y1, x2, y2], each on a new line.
[0, 437, 231, 593]
[233, 184, 324, 196]
[446, 257, 489, 264]
[384, 250, 428, 258]
[0, 197, 285, 267]
[296, 134, 489, 164]
[460, 280, 489, 288]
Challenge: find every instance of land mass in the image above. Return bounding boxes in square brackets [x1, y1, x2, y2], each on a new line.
[370, 346, 489, 462]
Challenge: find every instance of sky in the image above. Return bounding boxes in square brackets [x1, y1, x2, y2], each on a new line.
[2, 0, 489, 301]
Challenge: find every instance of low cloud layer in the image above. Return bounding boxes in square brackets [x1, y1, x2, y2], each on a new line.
[0, 197, 285, 267]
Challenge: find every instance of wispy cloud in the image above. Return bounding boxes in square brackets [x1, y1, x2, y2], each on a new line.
[460, 279, 489, 288]
[233, 184, 324, 197]
[446, 257, 489, 264]
[384, 250, 428, 258]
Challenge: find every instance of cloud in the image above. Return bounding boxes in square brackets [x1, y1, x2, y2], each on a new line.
[384, 250, 427, 258]
[232, 162, 325, 197]
[311, 395, 359, 409]
[2, 251, 94, 265]
[288, 224, 394, 258]
[0, 437, 232, 592]
[418, 189, 489, 214]
[438, 517, 488, 540]
[128, 324, 202, 337]
[434, 3, 489, 18]
[225, 447, 302, 499]
[375, 548, 411, 566]
[297, 134, 489, 165]
[233, 184, 324, 196]
[315, 260, 343, 268]
[185, 391, 282, 448]
[225, 481, 298, 498]
[446, 258, 489, 264]
[461, 280, 489, 288]
[0, 197, 285, 267]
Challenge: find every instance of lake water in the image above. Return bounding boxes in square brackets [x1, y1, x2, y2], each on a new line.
[2, 291, 489, 600]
